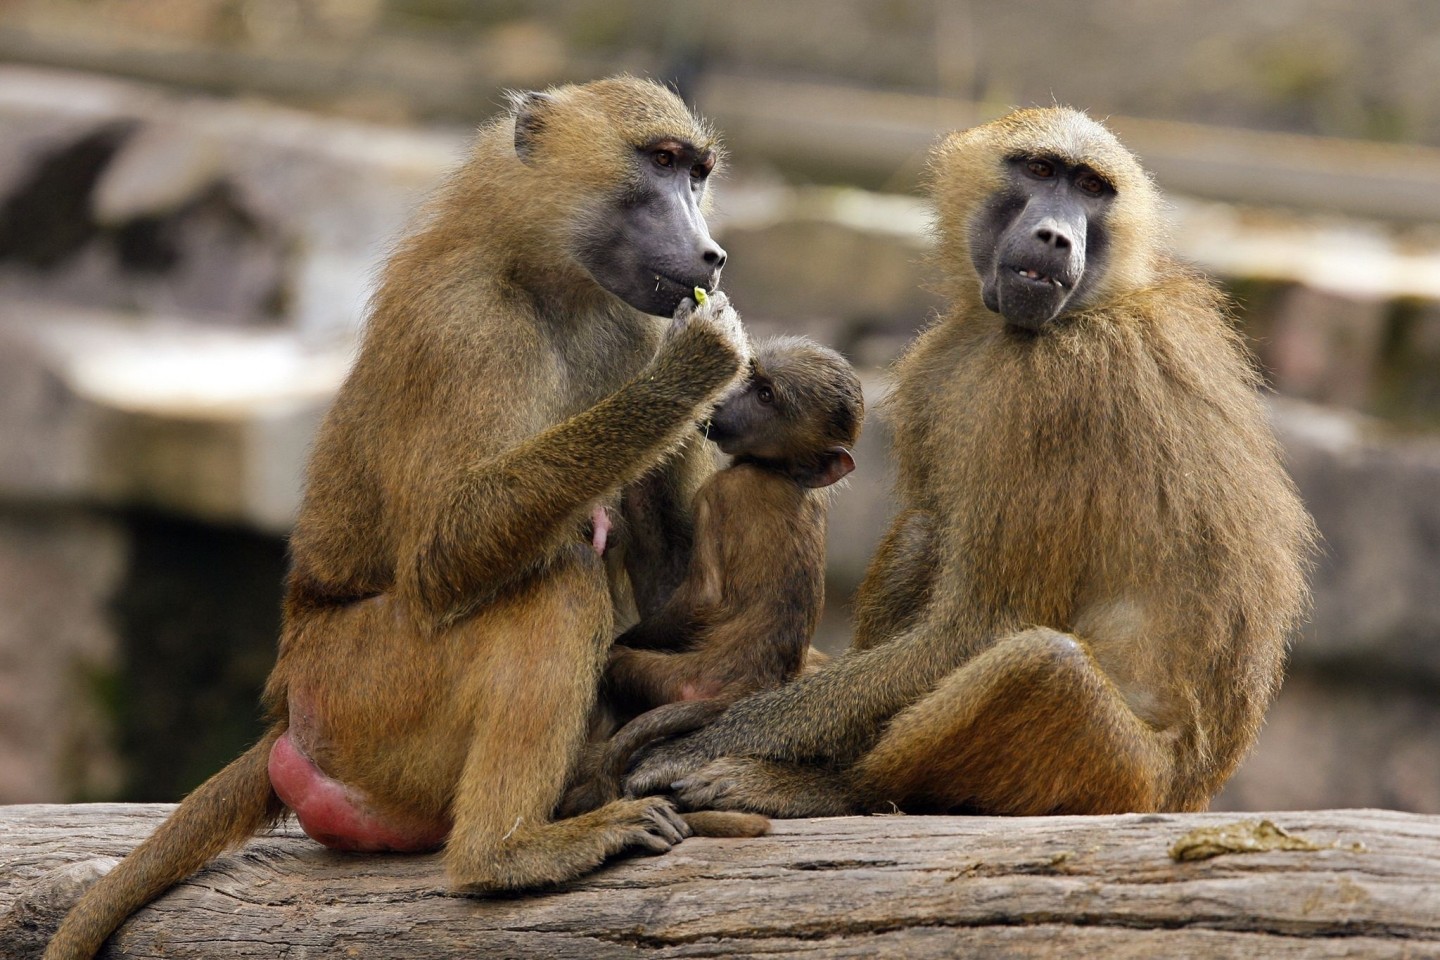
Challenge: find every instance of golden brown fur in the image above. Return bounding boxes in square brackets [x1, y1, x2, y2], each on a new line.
[628, 107, 1316, 818]
[46, 77, 747, 960]
[606, 466, 829, 708]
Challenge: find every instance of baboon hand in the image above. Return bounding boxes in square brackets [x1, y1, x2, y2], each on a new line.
[669, 289, 751, 379]
[673, 758, 861, 818]
[670, 758, 760, 811]
[611, 796, 693, 855]
[623, 733, 717, 797]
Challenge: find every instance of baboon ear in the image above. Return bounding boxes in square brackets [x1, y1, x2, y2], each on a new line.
[796, 447, 856, 489]
[511, 90, 557, 165]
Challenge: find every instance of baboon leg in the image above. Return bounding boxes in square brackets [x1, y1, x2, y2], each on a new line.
[604, 646, 694, 710]
[851, 510, 937, 650]
[855, 628, 1172, 815]
[449, 794, 691, 894]
[444, 563, 689, 893]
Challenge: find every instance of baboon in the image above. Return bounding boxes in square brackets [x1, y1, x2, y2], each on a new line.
[46, 78, 752, 960]
[628, 107, 1316, 818]
[559, 336, 863, 817]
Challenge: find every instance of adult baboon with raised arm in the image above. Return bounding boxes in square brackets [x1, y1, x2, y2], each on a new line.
[630, 107, 1315, 817]
[47, 77, 751, 960]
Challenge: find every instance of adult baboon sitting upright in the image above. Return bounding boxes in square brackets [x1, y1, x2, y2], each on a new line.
[631, 107, 1316, 817]
[47, 77, 752, 960]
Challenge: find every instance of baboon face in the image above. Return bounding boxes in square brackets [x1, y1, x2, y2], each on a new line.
[512, 88, 727, 317]
[970, 154, 1116, 331]
[707, 338, 862, 488]
[575, 137, 727, 317]
[931, 109, 1161, 332]
[706, 368, 786, 459]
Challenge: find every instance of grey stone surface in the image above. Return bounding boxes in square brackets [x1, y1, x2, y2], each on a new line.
[1264, 287, 1389, 408]
[714, 185, 943, 352]
[0, 303, 345, 532]
[1216, 671, 1440, 813]
[1274, 399, 1440, 679]
[0, 507, 125, 803]
[0, 65, 460, 337]
[12, 0, 1440, 152]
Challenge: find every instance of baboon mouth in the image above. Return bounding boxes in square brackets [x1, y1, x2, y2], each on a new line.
[1011, 265, 1067, 289]
[651, 272, 709, 297]
[701, 418, 734, 442]
[620, 271, 709, 317]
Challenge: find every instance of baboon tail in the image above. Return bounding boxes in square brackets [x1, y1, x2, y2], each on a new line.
[44, 726, 285, 960]
[681, 810, 771, 837]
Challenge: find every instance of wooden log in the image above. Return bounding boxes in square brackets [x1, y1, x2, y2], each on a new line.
[3, 805, 1438, 958]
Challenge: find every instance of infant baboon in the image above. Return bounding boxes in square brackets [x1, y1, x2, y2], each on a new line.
[559, 336, 863, 817]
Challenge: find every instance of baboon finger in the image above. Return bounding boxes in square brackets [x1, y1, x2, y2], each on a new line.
[644, 800, 692, 844]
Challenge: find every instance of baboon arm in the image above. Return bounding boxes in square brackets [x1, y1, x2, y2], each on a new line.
[556, 700, 726, 819]
[625, 629, 959, 795]
[614, 490, 723, 651]
[404, 322, 740, 617]
[611, 607, 702, 651]
[609, 700, 729, 770]
[851, 509, 938, 650]
[621, 434, 715, 619]
[670, 756, 863, 818]
[604, 646, 696, 711]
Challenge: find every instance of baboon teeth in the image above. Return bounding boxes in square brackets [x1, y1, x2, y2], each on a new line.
[1013, 266, 1069, 289]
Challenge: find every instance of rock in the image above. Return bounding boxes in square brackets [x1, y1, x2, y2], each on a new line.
[0, 302, 347, 532]
[715, 184, 943, 349]
[0, 508, 125, 804]
[4, 804, 1436, 959]
[1272, 398, 1440, 679]
[0, 64, 461, 335]
[1216, 672, 1440, 813]
[1262, 286, 1388, 408]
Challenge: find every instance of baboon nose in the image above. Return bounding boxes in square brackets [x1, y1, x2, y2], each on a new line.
[703, 243, 727, 270]
[1034, 226, 1071, 251]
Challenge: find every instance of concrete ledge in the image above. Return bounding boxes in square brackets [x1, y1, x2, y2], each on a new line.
[0, 303, 347, 532]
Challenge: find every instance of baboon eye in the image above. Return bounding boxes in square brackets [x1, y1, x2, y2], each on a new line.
[691, 154, 716, 180]
[652, 150, 675, 169]
[756, 385, 775, 405]
[1076, 172, 1107, 195]
[1026, 159, 1055, 179]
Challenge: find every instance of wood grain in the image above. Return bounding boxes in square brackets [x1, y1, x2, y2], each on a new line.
[3, 804, 1437, 958]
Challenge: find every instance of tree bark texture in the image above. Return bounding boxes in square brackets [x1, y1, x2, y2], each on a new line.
[2, 804, 1437, 959]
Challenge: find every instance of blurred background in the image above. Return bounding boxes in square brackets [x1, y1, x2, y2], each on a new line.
[1, 0, 1437, 813]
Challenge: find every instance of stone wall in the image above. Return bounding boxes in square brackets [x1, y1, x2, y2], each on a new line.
[0, 67, 429, 802]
